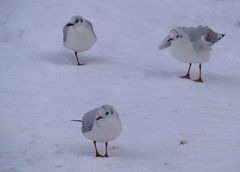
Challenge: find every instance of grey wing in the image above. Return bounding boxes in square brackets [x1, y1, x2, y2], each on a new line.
[179, 26, 196, 41]
[85, 20, 96, 37]
[181, 26, 212, 51]
[189, 26, 212, 41]
[82, 109, 98, 133]
[193, 26, 213, 50]
[195, 26, 211, 38]
[158, 40, 171, 50]
[158, 35, 172, 50]
[63, 24, 69, 42]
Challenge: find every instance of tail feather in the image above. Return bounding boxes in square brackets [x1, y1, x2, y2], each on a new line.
[71, 120, 83, 122]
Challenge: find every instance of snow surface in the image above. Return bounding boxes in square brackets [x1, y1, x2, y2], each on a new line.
[1, 0, 240, 172]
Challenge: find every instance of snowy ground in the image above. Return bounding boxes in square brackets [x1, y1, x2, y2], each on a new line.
[1, 0, 240, 172]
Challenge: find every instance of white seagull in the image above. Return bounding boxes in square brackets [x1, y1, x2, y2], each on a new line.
[63, 16, 97, 65]
[159, 26, 225, 82]
[72, 105, 122, 157]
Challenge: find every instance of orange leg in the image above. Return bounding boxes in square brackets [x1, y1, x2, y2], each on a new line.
[93, 141, 104, 157]
[104, 142, 109, 157]
[180, 63, 192, 79]
[194, 64, 204, 83]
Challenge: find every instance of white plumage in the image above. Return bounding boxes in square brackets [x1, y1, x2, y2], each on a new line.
[63, 16, 97, 65]
[169, 32, 211, 63]
[84, 115, 122, 143]
[159, 26, 225, 82]
[72, 105, 122, 157]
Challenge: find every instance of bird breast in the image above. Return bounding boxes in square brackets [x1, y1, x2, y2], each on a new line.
[64, 26, 96, 52]
[83, 117, 122, 143]
[170, 38, 211, 63]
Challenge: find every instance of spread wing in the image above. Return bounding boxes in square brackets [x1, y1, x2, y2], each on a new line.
[181, 26, 213, 51]
[158, 35, 172, 50]
[192, 26, 212, 41]
[193, 26, 215, 51]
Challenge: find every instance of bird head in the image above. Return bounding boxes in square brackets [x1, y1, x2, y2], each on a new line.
[66, 16, 84, 27]
[168, 29, 183, 42]
[95, 105, 117, 122]
[158, 29, 184, 50]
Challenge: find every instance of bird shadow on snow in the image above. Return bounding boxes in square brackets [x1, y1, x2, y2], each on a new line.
[54, 142, 142, 159]
[43, 50, 106, 66]
[142, 65, 240, 87]
[40, 50, 75, 66]
[142, 67, 182, 80]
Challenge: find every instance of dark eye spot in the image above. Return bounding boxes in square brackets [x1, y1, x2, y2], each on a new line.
[176, 35, 179, 38]
[180, 34, 183, 38]
[106, 112, 109, 115]
[75, 19, 79, 23]
[80, 18, 83, 23]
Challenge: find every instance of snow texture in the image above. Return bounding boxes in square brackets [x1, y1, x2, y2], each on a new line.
[1, 0, 240, 172]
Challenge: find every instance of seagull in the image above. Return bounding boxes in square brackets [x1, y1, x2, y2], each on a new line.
[72, 105, 122, 157]
[63, 16, 97, 65]
[159, 26, 225, 82]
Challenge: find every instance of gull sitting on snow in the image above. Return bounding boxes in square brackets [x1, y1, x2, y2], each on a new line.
[72, 105, 122, 157]
[159, 26, 225, 82]
[63, 16, 97, 65]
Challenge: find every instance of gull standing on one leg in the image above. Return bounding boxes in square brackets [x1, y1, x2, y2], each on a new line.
[159, 26, 225, 82]
[63, 16, 97, 65]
